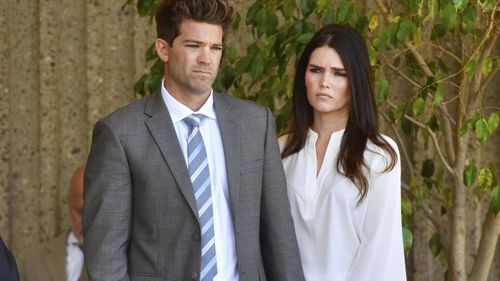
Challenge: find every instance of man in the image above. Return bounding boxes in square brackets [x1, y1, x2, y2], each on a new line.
[83, 0, 304, 281]
[19, 166, 88, 281]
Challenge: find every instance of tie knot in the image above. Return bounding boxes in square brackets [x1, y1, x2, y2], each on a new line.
[183, 114, 204, 129]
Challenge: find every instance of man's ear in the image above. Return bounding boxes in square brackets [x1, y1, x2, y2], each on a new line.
[155, 38, 169, 63]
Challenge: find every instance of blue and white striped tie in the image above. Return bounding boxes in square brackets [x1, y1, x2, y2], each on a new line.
[184, 114, 217, 281]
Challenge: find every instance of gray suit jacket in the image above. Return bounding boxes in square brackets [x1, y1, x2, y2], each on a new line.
[83, 91, 304, 281]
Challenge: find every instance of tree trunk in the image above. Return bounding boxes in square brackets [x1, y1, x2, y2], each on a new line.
[450, 172, 467, 281]
[469, 212, 500, 281]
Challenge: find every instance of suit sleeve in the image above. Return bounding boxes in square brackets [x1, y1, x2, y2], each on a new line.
[83, 120, 131, 281]
[347, 141, 407, 281]
[259, 108, 305, 281]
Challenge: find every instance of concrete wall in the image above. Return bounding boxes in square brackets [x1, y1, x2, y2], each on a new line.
[0, 0, 154, 255]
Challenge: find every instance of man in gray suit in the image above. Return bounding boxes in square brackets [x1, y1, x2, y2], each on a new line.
[83, 0, 304, 281]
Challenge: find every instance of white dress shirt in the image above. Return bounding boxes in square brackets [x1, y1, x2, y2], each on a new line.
[161, 82, 239, 281]
[66, 232, 84, 281]
[280, 129, 406, 281]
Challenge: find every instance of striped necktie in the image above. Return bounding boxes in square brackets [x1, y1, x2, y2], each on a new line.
[184, 114, 217, 281]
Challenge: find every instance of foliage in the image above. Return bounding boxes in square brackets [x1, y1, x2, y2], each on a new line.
[130, 0, 499, 280]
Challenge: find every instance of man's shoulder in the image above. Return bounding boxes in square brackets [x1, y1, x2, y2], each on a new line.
[20, 232, 67, 260]
[99, 97, 148, 125]
[215, 92, 267, 114]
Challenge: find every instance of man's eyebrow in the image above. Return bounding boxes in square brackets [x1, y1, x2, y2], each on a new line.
[183, 39, 223, 47]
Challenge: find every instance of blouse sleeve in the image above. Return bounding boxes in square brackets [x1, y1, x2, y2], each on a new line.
[348, 139, 407, 281]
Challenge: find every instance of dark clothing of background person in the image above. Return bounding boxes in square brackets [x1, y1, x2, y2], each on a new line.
[0, 235, 20, 281]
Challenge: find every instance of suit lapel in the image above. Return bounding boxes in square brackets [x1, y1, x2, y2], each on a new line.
[43, 233, 67, 281]
[144, 91, 199, 217]
[214, 93, 241, 220]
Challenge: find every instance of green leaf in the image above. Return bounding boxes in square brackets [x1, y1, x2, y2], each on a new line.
[279, 0, 296, 18]
[441, 3, 458, 28]
[250, 59, 265, 80]
[487, 113, 499, 134]
[377, 79, 389, 102]
[421, 159, 435, 178]
[221, 65, 235, 90]
[246, 2, 262, 25]
[412, 97, 425, 116]
[482, 57, 493, 76]
[491, 186, 500, 214]
[427, 0, 439, 21]
[465, 59, 477, 81]
[255, 9, 268, 37]
[429, 233, 442, 257]
[431, 24, 447, 40]
[392, 102, 408, 122]
[401, 199, 413, 217]
[368, 15, 378, 31]
[474, 118, 489, 143]
[479, 0, 496, 12]
[137, 0, 156, 16]
[463, 164, 478, 186]
[337, 1, 351, 23]
[432, 83, 443, 107]
[299, 0, 315, 18]
[402, 117, 413, 136]
[478, 168, 494, 190]
[453, 0, 468, 11]
[145, 43, 156, 61]
[297, 33, 314, 44]
[265, 9, 279, 34]
[403, 227, 413, 252]
[460, 5, 475, 34]
[397, 19, 415, 45]
[225, 47, 238, 63]
[427, 115, 440, 131]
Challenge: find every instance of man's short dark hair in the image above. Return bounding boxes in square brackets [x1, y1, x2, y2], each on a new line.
[155, 0, 234, 45]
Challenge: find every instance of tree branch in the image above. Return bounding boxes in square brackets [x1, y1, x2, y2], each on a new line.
[406, 114, 455, 174]
[401, 182, 440, 229]
[389, 101, 455, 174]
[381, 54, 421, 88]
[439, 105, 456, 165]
[469, 212, 500, 281]
[381, 111, 415, 176]
[374, 0, 434, 77]
[464, 3, 498, 67]
[421, 41, 462, 63]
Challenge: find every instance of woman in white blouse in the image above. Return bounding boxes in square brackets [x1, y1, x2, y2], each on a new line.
[280, 24, 407, 281]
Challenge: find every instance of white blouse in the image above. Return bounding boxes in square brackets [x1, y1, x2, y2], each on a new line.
[280, 129, 406, 281]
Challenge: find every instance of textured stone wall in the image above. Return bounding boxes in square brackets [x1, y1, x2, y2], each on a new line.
[0, 0, 154, 256]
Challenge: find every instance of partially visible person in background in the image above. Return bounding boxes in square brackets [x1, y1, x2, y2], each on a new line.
[18, 166, 87, 281]
[280, 23, 406, 281]
[0, 234, 20, 281]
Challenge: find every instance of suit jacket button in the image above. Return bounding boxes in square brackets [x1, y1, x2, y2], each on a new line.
[193, 233, 200, 241]
[191, 272, 198, 280]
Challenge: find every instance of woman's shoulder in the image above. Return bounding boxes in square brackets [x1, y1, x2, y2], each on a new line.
[366, 134, 399, 153]
[365, 134, 400, 169]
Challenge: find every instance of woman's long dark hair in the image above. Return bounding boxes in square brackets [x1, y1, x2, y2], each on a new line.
[281, 24, 397, 203]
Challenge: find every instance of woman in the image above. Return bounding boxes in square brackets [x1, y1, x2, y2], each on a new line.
[280, 24, 406, 280]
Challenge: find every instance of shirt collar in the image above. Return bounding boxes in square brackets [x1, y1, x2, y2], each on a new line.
[67, 231, 79, 246]
[160, 79, 216, 124]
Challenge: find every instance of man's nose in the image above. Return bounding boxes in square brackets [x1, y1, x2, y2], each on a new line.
[198, 47, 212, 64]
